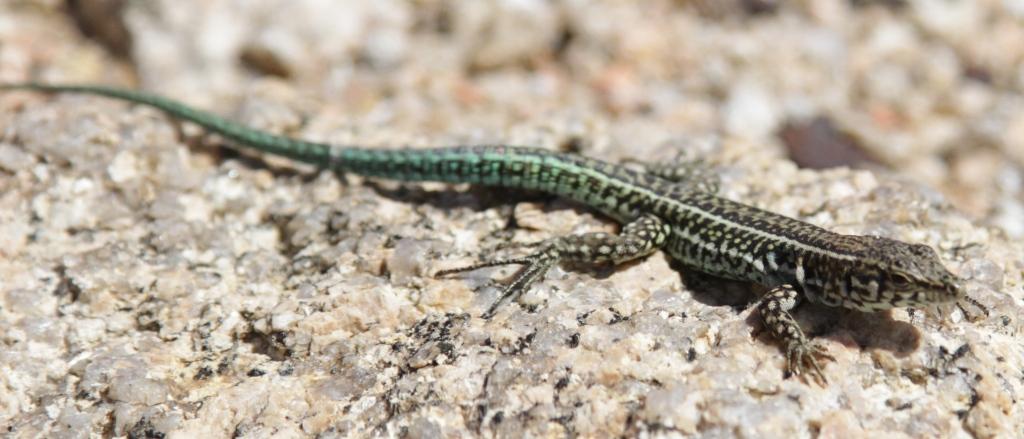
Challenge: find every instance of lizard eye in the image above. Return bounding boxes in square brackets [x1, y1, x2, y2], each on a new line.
[891, 273, 914, 288]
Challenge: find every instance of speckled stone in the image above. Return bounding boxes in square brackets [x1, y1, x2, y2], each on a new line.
[1, 1, 1023, 438]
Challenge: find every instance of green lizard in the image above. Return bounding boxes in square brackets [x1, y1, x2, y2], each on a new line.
[0, 83, 983, 384]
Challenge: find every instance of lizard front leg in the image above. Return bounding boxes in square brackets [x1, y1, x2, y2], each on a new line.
[437, 214, 671, 318]
[758, 284, 835, 385]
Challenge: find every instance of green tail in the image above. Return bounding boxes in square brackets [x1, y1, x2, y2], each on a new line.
[0, 83, 335, 165]
[0, 83, 658, 221]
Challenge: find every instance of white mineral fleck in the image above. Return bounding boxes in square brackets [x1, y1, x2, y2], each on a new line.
[106, 150, 139, 183]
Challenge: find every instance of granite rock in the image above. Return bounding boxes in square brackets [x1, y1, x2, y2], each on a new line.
[1, 1, 1022, 437]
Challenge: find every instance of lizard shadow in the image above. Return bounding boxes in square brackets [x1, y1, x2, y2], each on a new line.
[363, 180, 553, 213]
[194, 143, 523, 211]
[193, 141, 312, 178]
[675, 265, 923, 357]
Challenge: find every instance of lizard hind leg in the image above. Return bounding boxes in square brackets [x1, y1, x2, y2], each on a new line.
[626, 155, 721, 194]
[436, 214, 671, 318]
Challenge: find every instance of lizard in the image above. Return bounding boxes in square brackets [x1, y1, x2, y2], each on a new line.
[0, 83, 984, 384]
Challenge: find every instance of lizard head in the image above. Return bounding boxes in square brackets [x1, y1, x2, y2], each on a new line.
[850, 236, 963, 309]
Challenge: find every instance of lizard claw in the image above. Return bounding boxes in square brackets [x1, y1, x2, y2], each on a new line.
[786, 341, 834, 385]
[435, 252, 556, 319]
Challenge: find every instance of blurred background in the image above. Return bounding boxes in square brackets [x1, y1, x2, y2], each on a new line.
[2, 0, 1023, 231]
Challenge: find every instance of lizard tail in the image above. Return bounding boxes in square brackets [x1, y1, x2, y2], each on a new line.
[0, 82, 336, 165]
[1, 83, 643, 221]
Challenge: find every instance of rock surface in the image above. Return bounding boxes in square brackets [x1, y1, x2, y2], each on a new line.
[1, 1, 1022, 437]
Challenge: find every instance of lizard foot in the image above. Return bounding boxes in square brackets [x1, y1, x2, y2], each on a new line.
[785, 340, 835, 386]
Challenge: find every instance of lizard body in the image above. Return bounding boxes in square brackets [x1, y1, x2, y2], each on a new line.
[1, 83, 975, 383]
